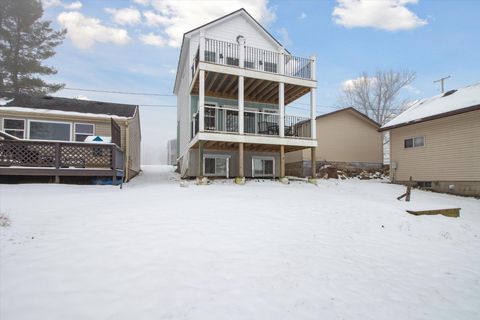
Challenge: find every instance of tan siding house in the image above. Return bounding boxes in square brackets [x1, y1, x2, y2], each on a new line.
[381, 83, 480, 196]
[286, 107, 383, 176]
[0, 95, 141, 182]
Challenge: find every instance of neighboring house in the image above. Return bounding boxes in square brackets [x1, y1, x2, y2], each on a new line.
[0, 94, 141, 182]
[167, 138, 177, 165]
[174, 9, 318, 179]
[380, 83, 480, 197]
[286, 107, 383, 176]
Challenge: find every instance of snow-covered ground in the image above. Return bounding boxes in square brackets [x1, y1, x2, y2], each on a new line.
[1, 165, 479, 320]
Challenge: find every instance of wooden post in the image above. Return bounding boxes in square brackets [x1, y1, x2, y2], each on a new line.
[238, 143, 244, 177]
[198, 141, 204, 177]
[311, 147, 316, 177]
[397, 176, 413, 201]
[54, 142, 61, 183]
[111, 145, 117, 185]
[280, 145, 285, 177]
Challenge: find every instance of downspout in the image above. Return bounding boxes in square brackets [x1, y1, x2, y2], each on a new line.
[124, 120, 130, 182]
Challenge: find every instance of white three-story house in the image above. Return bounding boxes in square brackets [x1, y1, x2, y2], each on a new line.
[174, 9, 318, 179]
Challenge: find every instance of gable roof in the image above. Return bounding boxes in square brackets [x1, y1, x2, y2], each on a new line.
[380, 82, 480, 131]
[1, 94, 138, 118]
[173, 8, 285, 94]
[316, 107, 380, 128]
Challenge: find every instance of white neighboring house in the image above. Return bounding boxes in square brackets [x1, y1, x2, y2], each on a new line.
[174, 9, 318, 179]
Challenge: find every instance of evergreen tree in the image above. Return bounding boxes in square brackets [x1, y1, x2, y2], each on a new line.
[0, 0, 66, 94]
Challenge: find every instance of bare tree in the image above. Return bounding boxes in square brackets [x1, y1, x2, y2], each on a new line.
[340, 70, 416, 125]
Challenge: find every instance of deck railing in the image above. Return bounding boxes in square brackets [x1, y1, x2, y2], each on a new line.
[192, 38, 314, 80]
[191, 106, 311, 138]
[244, 46, 280, 74]
[0, 139, 124, 171]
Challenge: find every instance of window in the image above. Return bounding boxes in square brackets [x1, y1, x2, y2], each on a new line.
[74, 123, 94, 142]
[3, 118, 25, 139]
[414, 136, 425, 147]
[29, 121, 71, 141]
[264, 62, 277, 73]
[252, 157, 274, 178]
[204, 105, 217, 130]
[204, 50, 216, 62]
[204, 155, 229, 177]
[226, 57, 239, 66]
[404, 136, 425, 149]
[244, 61, 255, 69]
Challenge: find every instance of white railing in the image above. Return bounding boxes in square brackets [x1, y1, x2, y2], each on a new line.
[197, 38, 314, 80]
[191, 106, 311, 138]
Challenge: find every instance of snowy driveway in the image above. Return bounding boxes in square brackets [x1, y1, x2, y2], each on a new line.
[1, 166, 479, 320]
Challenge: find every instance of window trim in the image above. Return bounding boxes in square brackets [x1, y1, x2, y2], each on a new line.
[74, 122, 95, 142]
[2, 118, 26, 139]
[203, 154, 230, 178]
[404, 135, 425, 149]
[252, 156, 275, 178]
[27, 119, 72, 141]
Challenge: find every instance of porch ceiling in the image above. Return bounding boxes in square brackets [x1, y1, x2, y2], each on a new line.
[190, 140, 307, 153]
[191, 71, 311, 105]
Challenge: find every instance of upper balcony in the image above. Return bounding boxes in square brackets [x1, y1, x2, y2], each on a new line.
[191, 38, 315, 83]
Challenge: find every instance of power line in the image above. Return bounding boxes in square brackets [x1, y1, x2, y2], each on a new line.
[63, 87, 175, 97]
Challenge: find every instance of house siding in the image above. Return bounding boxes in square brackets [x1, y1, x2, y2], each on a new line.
[390, 109, 480, 184]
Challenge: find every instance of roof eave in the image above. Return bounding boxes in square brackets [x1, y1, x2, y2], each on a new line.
[379, 104, 480, 132]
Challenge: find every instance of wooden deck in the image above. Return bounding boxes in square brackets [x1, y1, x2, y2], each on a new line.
[0, 139, 124, 180]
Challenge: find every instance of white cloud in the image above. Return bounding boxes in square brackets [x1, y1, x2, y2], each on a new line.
[140, 0, 276, 47]
[133, 0, 150, 5]
[139, 32, 167, 47]
[42, 0, 82, 10]
[332, 0, 427, 31]
[299, 12, 307, 19]
[277, 27, 292, 46]
[106, 7, 141, 25]
[63, 1, 82, 10]
[342, 76, 377, 90]
[143, 11, 171, 26]
[58, 11, 131, 49]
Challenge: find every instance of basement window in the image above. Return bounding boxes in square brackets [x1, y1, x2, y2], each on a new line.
[417, 181, 432, 189]
[204, 155, 229, 178]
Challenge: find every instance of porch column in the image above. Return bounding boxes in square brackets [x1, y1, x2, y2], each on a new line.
[198, 141, 204, 177]
[311, 147, 316, 177]
[238, 76, 244, 134]
[310, 88, 316, 139]
[280, 145, 285, 177]
[198, 30, 205, 132]
[199, 69, 205, 132]
[238, 142, 244, 177]
[279, 82, 285, 137]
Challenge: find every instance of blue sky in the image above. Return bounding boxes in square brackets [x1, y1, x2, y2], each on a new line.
[40, 0, 480, 163]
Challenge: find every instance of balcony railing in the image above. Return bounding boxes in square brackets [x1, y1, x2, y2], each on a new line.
[0, 139, 124, 172]
[192, 106, 311, 138]
[192, 38, 315, 80]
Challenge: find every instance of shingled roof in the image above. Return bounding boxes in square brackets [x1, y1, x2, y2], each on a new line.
[1, 94, 138, 118]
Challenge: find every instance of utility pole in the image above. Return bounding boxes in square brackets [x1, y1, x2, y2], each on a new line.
[433, 75, 451, 93]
